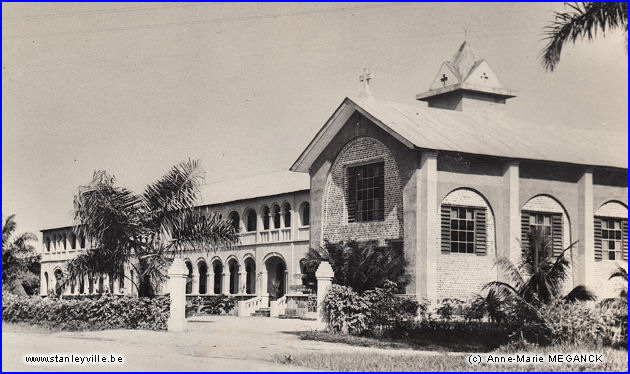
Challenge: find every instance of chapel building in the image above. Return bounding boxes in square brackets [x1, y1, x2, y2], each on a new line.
[39, 42, 628, 313]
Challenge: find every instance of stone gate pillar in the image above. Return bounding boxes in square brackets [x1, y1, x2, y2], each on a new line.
[167, 259, 188, 332]
[315, 261, 334, 329]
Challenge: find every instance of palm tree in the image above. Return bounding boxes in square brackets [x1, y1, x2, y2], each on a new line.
[542, 2, 628, 71]
[600, 265, 628, 308]
[300, 240, 409, 293]
[484, 227, 595, 320]
[2, 215, 40, 296]
[66, 159, 239, 297]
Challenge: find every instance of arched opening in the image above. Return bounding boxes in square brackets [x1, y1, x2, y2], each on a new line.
[265, 256, 287, 300]
[262, 205, 270, 230]
[185, 260, 193, 294]
[246, 209, 257, 232]
[228, 211, 240, 231]
[244, 257, 256, 294]
[300, 202, 310, 226]
[118, 267, 125, 293]
[108, 274, 115, 293]
[88, 273, 94, 294]
[228, 258, 239, 294]
[272, 204, 281, 229]
[44, 272, 49, 294]
[213, 261, 223, 294]
[282, 202, 291, 227]
[69, 233, 77, 250]
[62, 234, 67, 250]
[98, 275, 104, 294]
[45, 237, 51, 252]
[54, 269, 64, 294]
[79, 235, 86, 249]
[198, 261, 208, 294]
[52, 235, 58, 251]
[79, 275, 85, 294]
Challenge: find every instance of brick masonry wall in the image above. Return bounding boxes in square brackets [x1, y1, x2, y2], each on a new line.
[436, 188, 497, 301]
[323, 136, 403, 244]
[591, 201, 628, 298]
[522, 195, 573, 294]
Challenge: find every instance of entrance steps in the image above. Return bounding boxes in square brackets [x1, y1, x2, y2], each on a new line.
[251, 307, 271, 317]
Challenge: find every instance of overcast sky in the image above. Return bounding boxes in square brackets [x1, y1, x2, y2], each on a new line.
[2, 2, 627, 237]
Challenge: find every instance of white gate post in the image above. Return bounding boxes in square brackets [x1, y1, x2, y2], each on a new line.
[315, 261, 334, 329]
[167, 259, 188, 332]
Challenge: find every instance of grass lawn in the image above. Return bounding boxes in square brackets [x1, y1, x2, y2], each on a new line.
[273, 347, 628, 372]
[274, 331, 628, 371]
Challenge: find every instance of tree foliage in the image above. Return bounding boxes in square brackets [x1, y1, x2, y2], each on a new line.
[483, 227, 595, 321]
[66, 159, 239, 297]
[300, 240, 409, 293]
[2, 215, 40, 296]
[542, 2, 628, 71]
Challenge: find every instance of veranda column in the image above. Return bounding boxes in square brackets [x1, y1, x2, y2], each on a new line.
[238, 270, 246, 294]
[260, 269, 269, 306]
[192, 266, 200, 295]
[416, 150, 438, 303]
[208, 267, 215, 295]
[167, 258, 188, 333]
[221, 271, 229, 295]
[315, 261, 334, 329]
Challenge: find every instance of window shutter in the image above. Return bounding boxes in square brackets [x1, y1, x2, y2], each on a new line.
[551, 214, 563, 257]
[347, 168, 356, 223]
[474, 208, 487, 255]
[440, 205, 451, 253]
[593, 217, 602, 261]
[623, 219, 628, 261]
[521, 212, 530, 251]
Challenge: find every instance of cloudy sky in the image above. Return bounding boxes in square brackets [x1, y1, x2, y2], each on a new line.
[2, 2, 627, 236]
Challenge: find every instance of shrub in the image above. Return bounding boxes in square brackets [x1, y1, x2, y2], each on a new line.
[535, 300, 628, 348]
[321, 281, 419, 335]
[188, 295, 236, 316]
[2, 293, 169, 331]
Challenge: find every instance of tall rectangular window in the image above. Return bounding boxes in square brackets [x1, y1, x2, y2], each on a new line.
[601, 218, 623, 261]
[347, 162, 384, 222]
[450, 207, 475, 253]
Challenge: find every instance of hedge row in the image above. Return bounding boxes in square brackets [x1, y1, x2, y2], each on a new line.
[2, 293, 169, 331]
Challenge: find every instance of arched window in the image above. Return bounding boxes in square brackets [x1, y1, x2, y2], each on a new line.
[228, 259, 239, 294]
[272, 204, 281, 229]
[262, 206, 271, 230]
[282, 202, 291, 228]
[185, 261, 193, 294]
[228, 211, 240, 231]
[69, 233, 77, 250]
[45, 237, 51, 252]
[79, 235, 86, 249]
[246, 209, 257, 232]
[198, 261, 208, 294]
[213, 261, 223, 294]
[244, 258, 256, 294]
[44, 272, 49, 294]
[300, 202, 310, 226]
[62, 234, 67, 250]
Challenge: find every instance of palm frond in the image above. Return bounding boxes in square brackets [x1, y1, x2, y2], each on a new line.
[169, 211, 239, 252]
[609, 265, 628, 281]
[563, 284, 596, 302]
[541, 2, 628, 71]
[493, 256, 525, 289]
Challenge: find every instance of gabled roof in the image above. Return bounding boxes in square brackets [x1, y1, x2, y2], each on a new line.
[290, 97, 627, 172]
[199, 170, 309, 206]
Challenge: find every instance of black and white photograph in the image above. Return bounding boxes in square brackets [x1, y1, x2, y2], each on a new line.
[2, 2, 628, 372]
